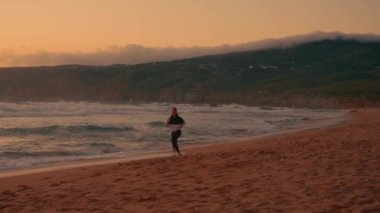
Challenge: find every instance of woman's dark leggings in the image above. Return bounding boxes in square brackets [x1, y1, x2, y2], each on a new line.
[171, 130, 182, 154]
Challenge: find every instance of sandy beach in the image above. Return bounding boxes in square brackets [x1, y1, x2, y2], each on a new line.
[0, 109, 379, 212]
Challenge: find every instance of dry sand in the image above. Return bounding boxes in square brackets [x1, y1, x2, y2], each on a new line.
[0, 109, 379, 212]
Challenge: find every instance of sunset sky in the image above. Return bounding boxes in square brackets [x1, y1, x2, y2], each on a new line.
[0, 0, 379, 66]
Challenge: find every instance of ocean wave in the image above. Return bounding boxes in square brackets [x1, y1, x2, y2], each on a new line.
[264, 117, 296, 125]
[192, 110, 222, 114]
[0, 151, 83, 158]
[66, 125, 136, 133]
[0, 125, 60, 135]
[0, 125, 136, 136]
[228, 128, 247, 134]
[145, 121, 165, 127]
[88, 142, 116, 147]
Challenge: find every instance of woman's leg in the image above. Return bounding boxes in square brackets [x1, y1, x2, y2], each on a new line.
[171, 130, 182, 155]
[171, 132, 177, 152]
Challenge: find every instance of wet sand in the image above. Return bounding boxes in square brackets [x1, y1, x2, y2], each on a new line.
[0, 109, 379, 212]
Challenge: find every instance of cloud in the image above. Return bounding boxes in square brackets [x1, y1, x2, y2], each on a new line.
[1, 31, 380, 67]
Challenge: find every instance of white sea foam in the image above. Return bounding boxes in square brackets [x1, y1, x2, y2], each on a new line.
[0, 102, 346, 171]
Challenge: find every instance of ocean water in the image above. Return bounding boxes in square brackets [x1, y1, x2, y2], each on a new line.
[0, 102, 346, 171]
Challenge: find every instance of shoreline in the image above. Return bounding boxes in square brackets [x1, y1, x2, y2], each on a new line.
[1, 108, 378, 212]
[0, 110, 348, 178]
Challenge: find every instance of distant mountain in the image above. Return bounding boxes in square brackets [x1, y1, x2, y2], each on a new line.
[0, 39, 379, 108]
[5, 31, 380, 66]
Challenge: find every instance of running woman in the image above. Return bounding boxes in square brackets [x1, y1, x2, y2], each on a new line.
[166, 107, 185, 156]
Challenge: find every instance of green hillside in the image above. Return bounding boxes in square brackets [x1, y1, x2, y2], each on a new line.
[0, 39, 379, 107]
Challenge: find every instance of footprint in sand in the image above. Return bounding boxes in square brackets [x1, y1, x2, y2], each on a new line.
[17, 184, 32, 191]
[1, 190, 16, 197]
[90, 173, 102, 177]
[114, 178, 125, 182]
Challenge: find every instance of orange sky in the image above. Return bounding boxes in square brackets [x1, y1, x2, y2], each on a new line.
[0, 0, 379, 65]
